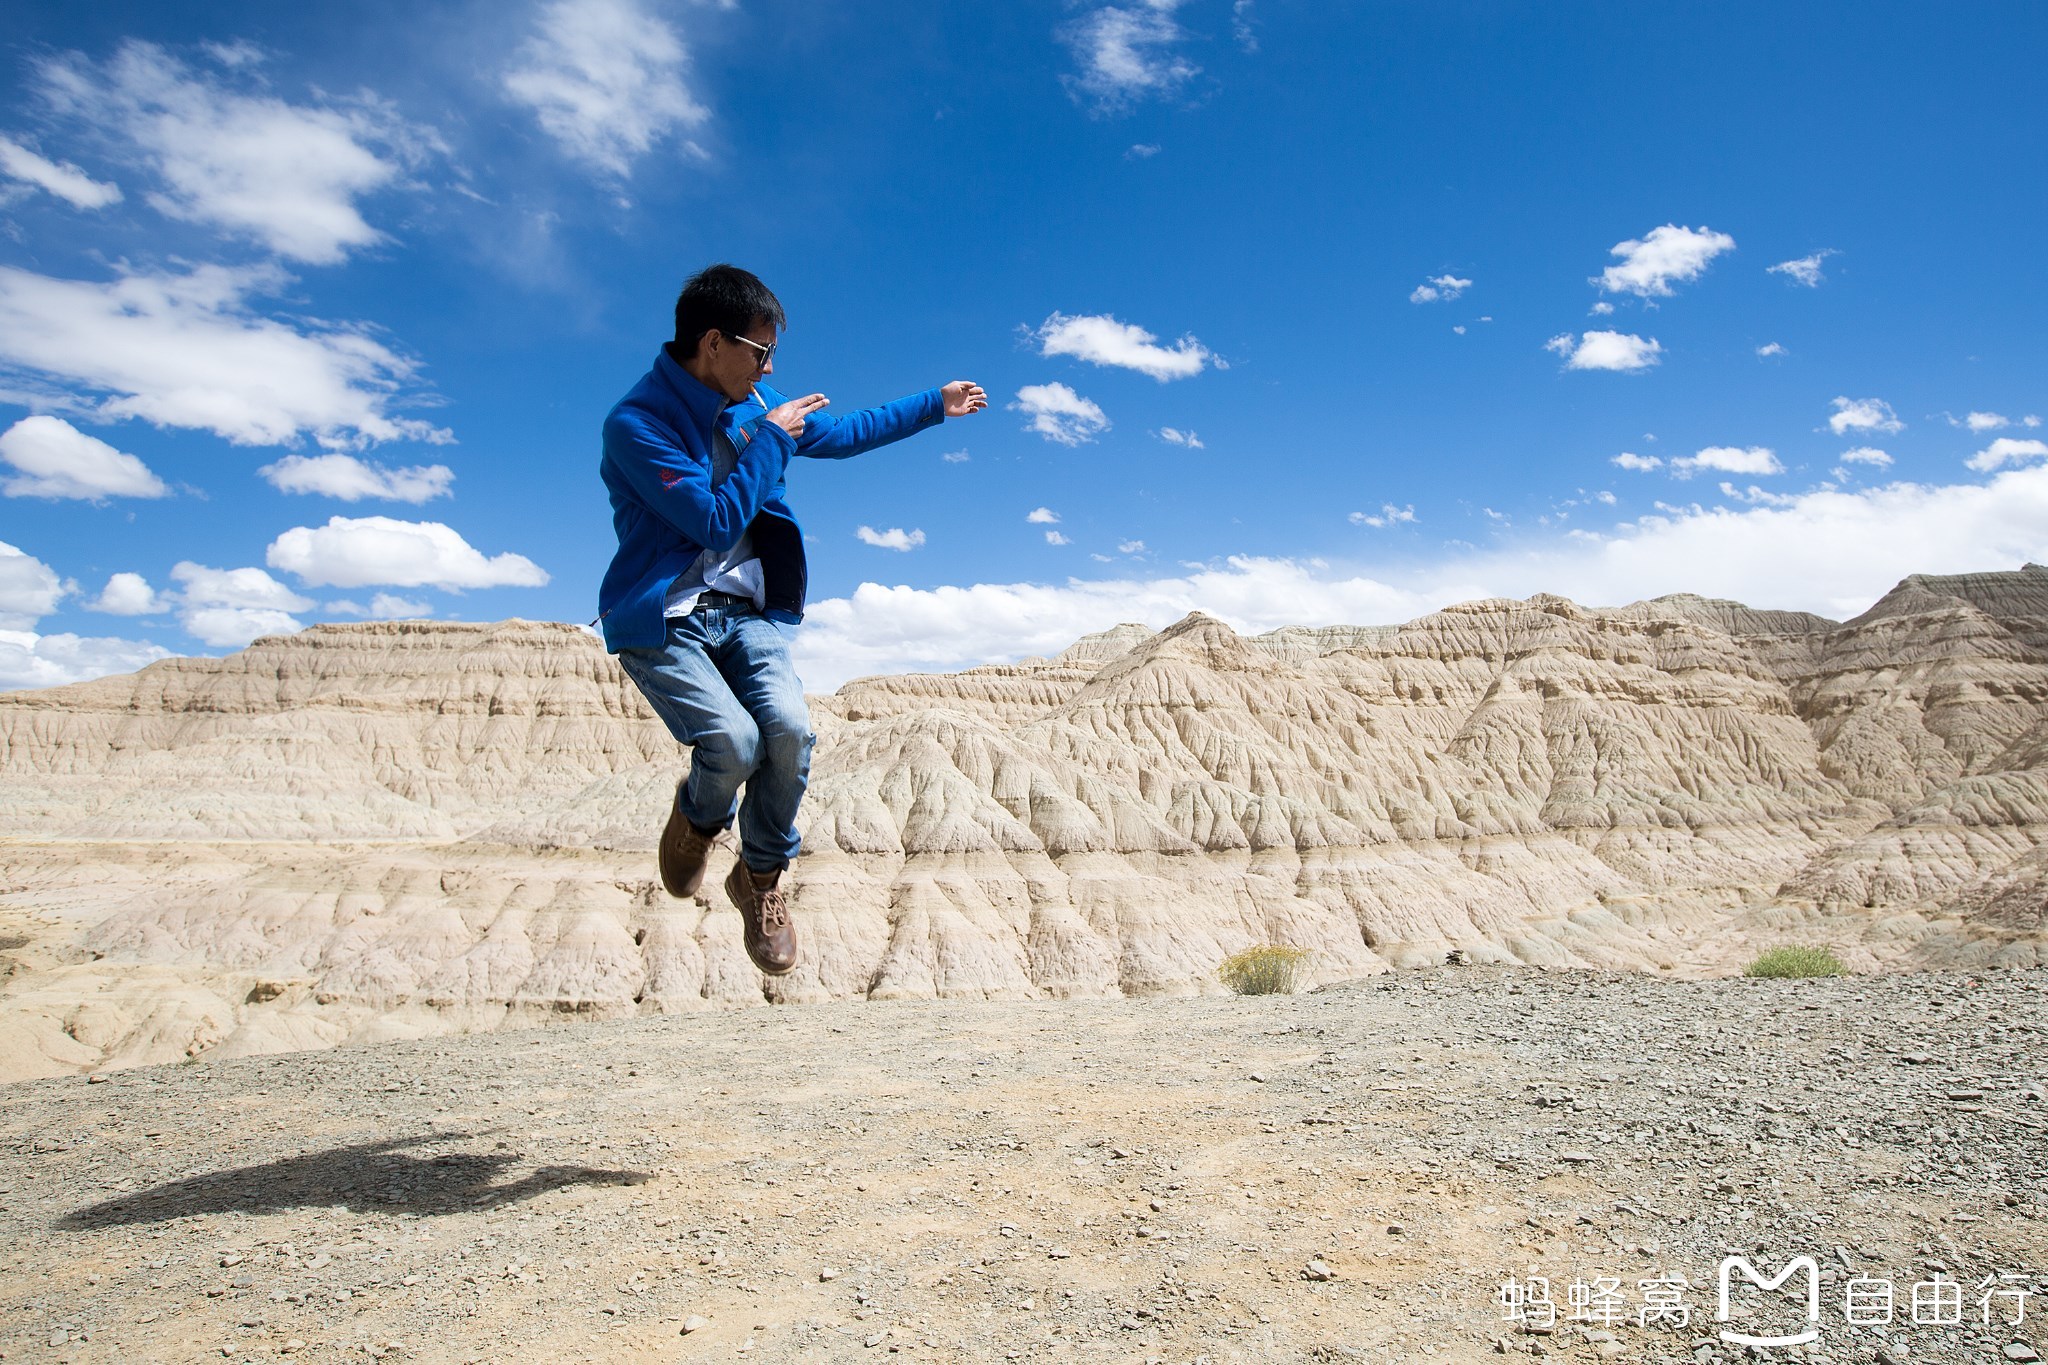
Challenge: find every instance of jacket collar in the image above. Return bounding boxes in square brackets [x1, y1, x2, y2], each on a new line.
[653, 344, 730, 431]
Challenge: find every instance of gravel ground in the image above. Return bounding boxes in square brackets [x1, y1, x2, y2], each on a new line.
[1, 966, 2044, 1364]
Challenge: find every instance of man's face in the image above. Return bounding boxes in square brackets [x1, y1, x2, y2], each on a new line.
[707, 318, 777, 403]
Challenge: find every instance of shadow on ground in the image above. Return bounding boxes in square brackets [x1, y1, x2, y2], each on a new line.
[58, 1134, 650, 1228]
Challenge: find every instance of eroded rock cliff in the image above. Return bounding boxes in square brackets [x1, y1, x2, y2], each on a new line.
[6, 566, 2047, 1077]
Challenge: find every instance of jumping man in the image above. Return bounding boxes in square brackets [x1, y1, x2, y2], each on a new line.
[596, 264, 987, 975]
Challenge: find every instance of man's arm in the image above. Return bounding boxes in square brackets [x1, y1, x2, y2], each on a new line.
[603, 407, 798, 551]
[788, 381, 988, 462]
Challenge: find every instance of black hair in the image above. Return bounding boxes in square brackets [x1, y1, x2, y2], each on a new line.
[672, 264, 786, 358]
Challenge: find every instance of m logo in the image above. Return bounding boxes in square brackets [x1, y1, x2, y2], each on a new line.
[1717, 1255, 1821, 1346]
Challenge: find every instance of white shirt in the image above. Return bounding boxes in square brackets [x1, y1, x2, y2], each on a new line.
[663, 420, 766, 616]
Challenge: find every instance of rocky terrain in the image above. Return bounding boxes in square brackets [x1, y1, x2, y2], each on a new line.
[1, 966, 2042, 1363]
[4, 566, 2048, 1078]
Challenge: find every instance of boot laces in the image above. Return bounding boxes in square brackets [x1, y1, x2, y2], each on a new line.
[682, 824, 729, 853]
[755, 882, 789, 932]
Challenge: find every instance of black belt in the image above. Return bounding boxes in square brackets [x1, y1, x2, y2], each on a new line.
[692, 591, 757, 612]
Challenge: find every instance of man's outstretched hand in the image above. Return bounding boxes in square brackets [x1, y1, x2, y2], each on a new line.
[941, 381, 988, 417]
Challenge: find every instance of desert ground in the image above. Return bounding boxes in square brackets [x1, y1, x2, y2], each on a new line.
[2, 965, 2043, 1364]
[4, 568, 2048, 1363]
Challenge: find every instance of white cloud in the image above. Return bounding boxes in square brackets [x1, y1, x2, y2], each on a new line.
[0, 261, 450, 448]
[1965, 411, 2010, 433]
[1768, 250, 1836, 287]
[1717, 482, 1797, 507]
[1546, 330, 1662, 372]
[1126, 143, 1161, 159]
[86, 572, 171, 615]
[1828, 396, 1903, 436]
[172, 561, 314, 611]
[1526, 468, 2048, 619]
[0, 540, 69, 630]
[1408, 274, 1472, 304]
[1058, 1, 1197, 112]
[1967, 438, 2048, 473]
[327, 592, 431, 619]
[1839, 446, 1893, 468]
[1611, 452, 1662, 472]
[1756, 342, 1786, 358]
[0, 628, 172, 690]
[1349, 503, 1417, 528]
[941, 449, 970, 463]
[504, 0, 709, 179]
[1156, 427, 1203, 448]
[1033, 312, 1213, 381]
[1672, 445, 1783, 478]
[37, 41, 432, 264]
[259, 453, 454, 503]
[856, 526, 926, 552]
[1011, 383, 1110, 446]
[375, 593, 431, 618]
[199, 40, 266, 70]
[266, 516, 549, 589]
[1026, 507, 1060, 524]
[180, 607, 304, 647]
[1596, 224, 1736, 298]
[1044, 530, 1072, 547]
[0, 134, 122, 209]
[0, 548, 167, 694]
[1589, 301, 1614, 316]
[790, 466, 2048, 688]
[790, 556, 1455, 689]
[1232, 0, 1258, 51]
[170, 560, 313, 647]
[1117, 539, 1146, 554]
[0, 415, 168, 500]
[2028, 416, 2043, 429]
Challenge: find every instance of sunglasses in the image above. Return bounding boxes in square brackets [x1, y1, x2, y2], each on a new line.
[725, 332, 776, 371]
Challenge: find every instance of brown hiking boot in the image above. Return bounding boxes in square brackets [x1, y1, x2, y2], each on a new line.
[658, 786, 723, 898]
[725, 861, 797, 976]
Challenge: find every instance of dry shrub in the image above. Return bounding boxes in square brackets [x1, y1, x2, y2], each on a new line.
[1743, 945, 1846, 979]
[1219, 945, 1309, 996]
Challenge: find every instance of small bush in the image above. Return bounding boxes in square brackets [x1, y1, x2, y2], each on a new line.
[1219, 945, 1310, 996]
[1743, 945, 1846, 979]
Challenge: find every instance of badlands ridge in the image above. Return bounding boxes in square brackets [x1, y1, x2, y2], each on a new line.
[3, 566, 2047, 1078]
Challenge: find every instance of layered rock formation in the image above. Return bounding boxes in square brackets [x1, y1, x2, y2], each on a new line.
[5, 565, 2047, 1078]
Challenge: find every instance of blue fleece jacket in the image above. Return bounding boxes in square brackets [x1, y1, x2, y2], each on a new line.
[596, 345, 944, 652]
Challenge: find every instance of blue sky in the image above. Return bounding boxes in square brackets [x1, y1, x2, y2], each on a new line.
[2, 0, 2045, 689]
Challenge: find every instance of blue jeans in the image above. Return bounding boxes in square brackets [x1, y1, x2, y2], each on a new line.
[615, 605, 815, 874]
